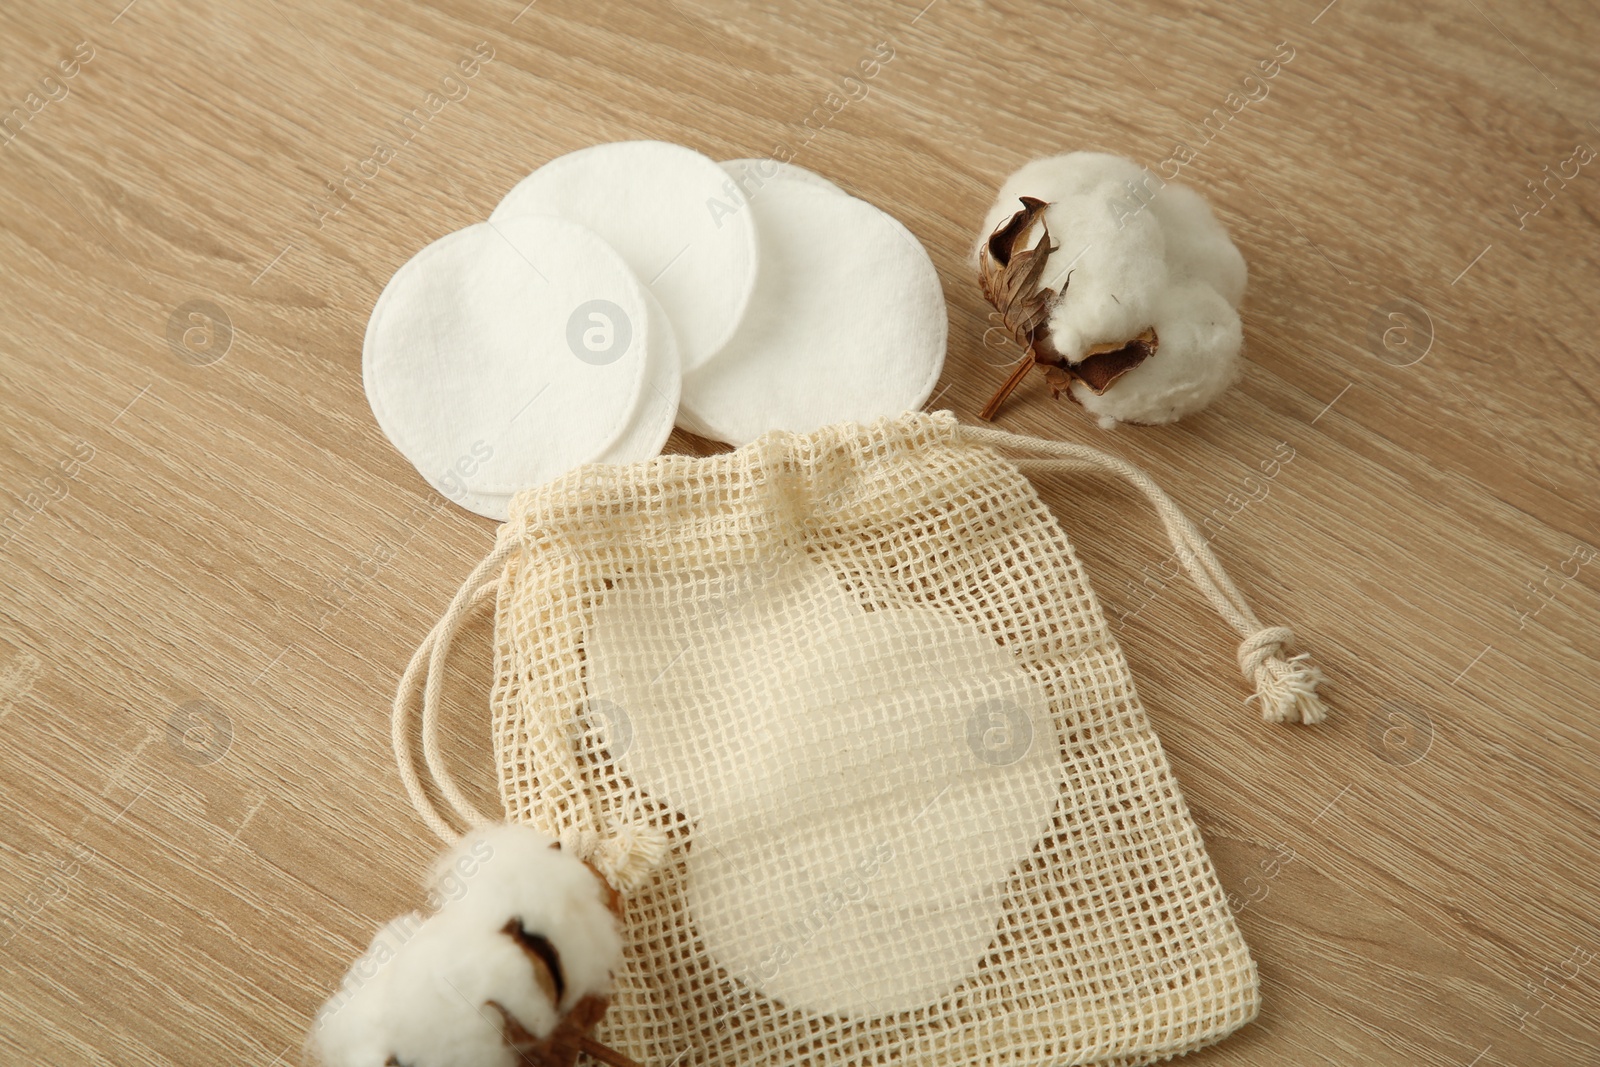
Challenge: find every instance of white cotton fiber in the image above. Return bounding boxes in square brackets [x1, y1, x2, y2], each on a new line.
[677, 179, 947, 445]
[309, 914, 538, 1067]
[492, 140, 759, 373]
[308, 915, 414, 1067]
[363, 216, 651, 519]
[380, 912, 554, 1067]
[1148, 183, 1247, 306]
[976, 151, 1247, 426]
[308, 824, 626, 1067]
[428, 823, 624, 1013]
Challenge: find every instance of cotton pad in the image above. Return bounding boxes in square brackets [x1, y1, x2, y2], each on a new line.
[363, 216, 651, 520]
[720, 158, 845, 199]
[492, 141, 759, 373]
[681, 161, 845, 443]
[584, 554, 1061, 1016]
[463, 286, 683, 520]
[601, 287, 680, 460]
[676, 180, 946, 446]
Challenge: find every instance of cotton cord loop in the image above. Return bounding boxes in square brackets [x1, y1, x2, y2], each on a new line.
[392, 534, 673, 893]
[392, 538, 514, 842]
[958, 422, 1329, 725]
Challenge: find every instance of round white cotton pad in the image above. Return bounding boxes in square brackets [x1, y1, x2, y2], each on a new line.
[363, 217, 650, 520]
[464, 287, 683, 521]
[719, 158, 845, 199]
[492, 141, 758, 373]
[676, 181, 946, 445]
[681, 159, 842, 445]
[606, 287, 682, 463]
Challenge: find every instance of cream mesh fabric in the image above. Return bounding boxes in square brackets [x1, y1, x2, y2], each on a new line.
[470, 410, 1267, 1066]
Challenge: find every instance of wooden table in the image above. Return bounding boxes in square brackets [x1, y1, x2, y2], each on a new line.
[2, 0, 1596, 1063]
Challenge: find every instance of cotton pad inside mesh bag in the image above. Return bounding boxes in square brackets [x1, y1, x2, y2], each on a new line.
[393, 411, 1330, 1067]
[583, 551, 1063, 1018]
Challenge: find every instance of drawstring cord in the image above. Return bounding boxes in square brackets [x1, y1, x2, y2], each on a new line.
[958, 422, 1328, 725]
[391, 534, 668, 890]
[392, 539, 514, 841]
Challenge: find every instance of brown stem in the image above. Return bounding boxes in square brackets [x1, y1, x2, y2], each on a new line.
[979, 350, 1039, 421]
[567, 1033, 644, 1067]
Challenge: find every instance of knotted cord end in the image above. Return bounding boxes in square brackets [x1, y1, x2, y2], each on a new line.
[560, 820, 669, 894]
[1237, 626, 1328, 725]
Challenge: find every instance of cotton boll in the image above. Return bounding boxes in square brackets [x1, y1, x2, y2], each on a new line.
[1034, 191, 1169, 363]
[308, 915, 419, 1067]
[973, 152, 1148, 261]
[975, 151, 1247, 425]
[1148, 183, 1247, 305]
[378, 912, 559, 1067]
[428, 823, 624, 1014]
[1071, 282, 1242, 427]
[309, 824, 630, 1067]
[308, 911, 546, 1067]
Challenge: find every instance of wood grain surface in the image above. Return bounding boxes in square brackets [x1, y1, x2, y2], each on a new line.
[2, 0, 1597, 1064]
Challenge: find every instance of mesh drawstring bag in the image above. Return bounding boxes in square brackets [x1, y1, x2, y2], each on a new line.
[392, 410, 1327, 1067]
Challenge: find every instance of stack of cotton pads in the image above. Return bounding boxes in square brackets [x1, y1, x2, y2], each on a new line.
[364, 141, 947, 520]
